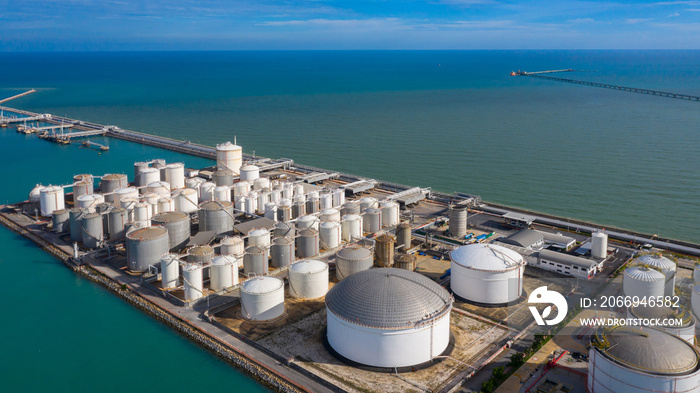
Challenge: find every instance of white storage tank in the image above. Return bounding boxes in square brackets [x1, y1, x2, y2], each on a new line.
[164, 163, 185, 190]
[216, 141, 243, 175]
[359, 197, 378, 211]
[160, 254, 180, 289]
[326, 268, 453, 369]
[137, 167, 160, 188]
[635, 254, 677, 297]
[210, 255, 238, 291]
[628, 304, 696, 343]
[381, 201, 400, 227]
[182, 264, 204, 302]
[240, 165, 260, 182]
[335, 245, 374, 280]
[151, 211, 191, 251]
[588, 326, 700, 393]
[623, 266, 665, 299]
[220, 236, 245, 256]
[72, 180, 93, 199]
[100, 174, 128, 203]
[264, 202, 278, 221]
[199, 182, 216, 202]
[319, 193, 333, 210]
[40, 185, 65, 216]
[450, 243, 526, 305]
[332, 189, 345, 208]
[76, 193, 104, 213]
[296, 215, 320, 231]
[288, 260, 329, 299]
[174, 188, 198, 213]
[114, 187, 139, 208]
[341, 214, 363, 242]
[320, 208, 341, 223]
[248, 228, 271, 248]
[233, 181, 251, 201]
[319, 221, 341, 250]
[253, 177, 270, 190]
[29, 184, 44, 203]
[213, 186, 231, 202]
[362, 208, 382, 234]
[133, 202, 152, 227]
[240, 276, 285, 321]
[591, 231, 608, 258]
[157, 197, 174, 213]
[147, 181, 171, 197]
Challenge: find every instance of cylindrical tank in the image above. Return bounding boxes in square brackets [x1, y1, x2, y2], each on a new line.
[134, 161, 149, 184]
[243, 245, 269, 275]
[244, 195, 258, 215]
[627, 304, 696, 343]
[248, 228, 271, 248]
[257, 192, 269, 211]
[306, 197, 320, 214]
[281, 184, 293, 200]
[381, 201, 400, 227]
[293, 184, 304, 197]
[212, 169, 234, 187]
[164, 163, 185, 190]
[52, 209, 70, 233]
[253, 177, 270, 190]
[185, 177, 204, 195]
[210, 255, 238, 291]
[160, 254, 180, 289]
[292, 201, 306, 219]
[448, 205, 468, 238]
[340, 214, 362, 242]
[186, 245, 214, 279]
[100, 174, 128, 203]
[264, 202, 278, 221]
[450, 243, 526, 305]
[76, 193, 105, 213]
[296, 215, 319, 231]
[147, 181, 171, 197]
[332, 189, 345, 208]
[133, 202, 152, 227]
[694, 264, 700, 283]
[213, 186, 231, 202]
[335, 245, 374, 280]
[319, 221, 341, 250]
[394, 254, 417, 271]
[72, 181, 92, 199]
[289, 260, 329, 299]
[142, 192, 160, 216]
[240, 276, 284, 321]
[69, 208, 87, 242]
[216, 142, 243, 174]
[151, 211, 191, 251]
[240, 165, 260, 182]
[277, 205, 292, 222]
[396, 222, 412, 252]
[40, 185, 65, 216]
[374, 234, 395, 267]
[233, 181, 251, 201]
[29, 184, 43, 203]
[340, 201, 361, 216]
[270, 236, 295, 268]
[198, 200, 234, 236]
[107, 208, 127, 240]
[320, 208, 340, 223]
[174, 188, 198, 213]
[319, 193, 333, 210]
[270, 187, 281, 203]
[623, 266, 665, 298]
[73, 173, 93, 186]
[273, 221, 295, 239]
[296, 228, 319, 258]
[199, 181, 216, 202]
[81, 212, 103, 249]
[359, 197, 378, 211]
[182, 264, 203, 302]
[114, 187, 139, 208]
[137, 167, 160, 188]
[126, 227, 169, 272]
[591, 231, 608, 258]
[635, 254, 677, 297]
[221, 236, 245, 267]
[150, 159, 166, 181]
[157, 197, 174, 213]
[363, 208, 382, 233]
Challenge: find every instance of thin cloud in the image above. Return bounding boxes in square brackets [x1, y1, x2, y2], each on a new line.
[625, 18, 653, 24]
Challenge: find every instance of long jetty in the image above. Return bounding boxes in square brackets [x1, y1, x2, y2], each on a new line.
[518, 72, 700, 102]
[0, 89, 36, 104]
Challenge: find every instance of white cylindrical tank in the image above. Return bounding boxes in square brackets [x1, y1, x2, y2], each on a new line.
[332, 189, 345, 208]
[245, 196, 257, 215]
[591, 231, 608, 258]
[133, 202, 152, 227]
[264, 202, 278, 221]
[76, 193, 104, 213]
[142, 192, 160, 216]
[359, 197, 378, 211]
[248, 228, 271, 248]
[216, 142, 243, 175]
[362, 208, 382, 233]
[147, 181, 171, 197]
[380, 200, 400, 227]
[213, 186, 231, 202]
[210, 255, 238, 291]
[294, 184, 305, 197]
[199, 182, 216, 202]
[635, 254, 677, 297]
[240, 165, 260, 182]
[40, 185, 65, 216]
[29, 184, 44, 203]
[160, 254, 180, 289]
[183, 264, 203, 301]
[623, 266, 665, 299]
[137, 167, 160, 188]
[288, 260, 329, 299]
[240, 276, 285, 321]
[221, 236, 245, 267]
[320, 208, 341, 223]
[319, 193, 333, 210]
[335, 245, 374, 280]
[164, 163, 185, 190]
[319, 221, 341, 250]
[253, 177, 270, 190]
[325, 268, 453, 368]
[233, 181, 251, 201]
[114, 187, 139, 206]
[296, 215, 320, 231]
[157, 197, 174, 213]
[175, 188, 198, 213]
[450, 243, 526, 305]
[340, 214, 363, 242]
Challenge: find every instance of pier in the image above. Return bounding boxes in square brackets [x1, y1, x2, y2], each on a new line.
[0, 89, 36, 104]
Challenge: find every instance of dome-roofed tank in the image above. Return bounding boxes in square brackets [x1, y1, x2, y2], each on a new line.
[288, 260, 329, 299]
[216, 141, 243, 175]
[240, 165, 260, 182]
[450, 243, 526, 306]
[325, 268, 453, 369]
[198, 200, 234, 235]
[634, 254, 677, 296]
[628, 304, 696, 343]
[623, 266, 665, 299]
[240, 276, 285, 321]
[335, 245, 374, 280]
[151, 211, 191, 251]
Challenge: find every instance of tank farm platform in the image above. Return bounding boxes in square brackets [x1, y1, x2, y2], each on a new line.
[3, 105, 700, 393]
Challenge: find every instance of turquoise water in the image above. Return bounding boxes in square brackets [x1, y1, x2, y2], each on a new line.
[0, 51, 699, 390]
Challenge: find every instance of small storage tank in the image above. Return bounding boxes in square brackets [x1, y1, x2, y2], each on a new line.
[362, 208, 382, 233]
[264, 202, 278, 221]
[281, 184, 293, 200]
[76, 193, 105, 213]
[374, 234, 395, 267]
[137, 167, 160, 188]
[623, 266, 665, 299]
[147, 181, 171, 197]
[319, 193, 333, 210]
[332, 189, 345, 208]
[100, 174, 128, 203]
[396, 222, 412, 252]
[257, 192, 270, 212]
[213, 186, 231, 202]
[199, 182, 216, 202]
[157, 197, 174, 213]
[142, 193, 160, 216]
[448, 205, 468, 238]
[182, 264, 204, 301]
[296, 228, 319, 258]
[289, 260, 329, 299]
[29, 184, 43, 203]
[270, 236, 294, 268]
[253, 177, 270, 190]
[450, 243, 526, 306]
[335, 245, 374, 280]
[216, 142, 243, 174]
[240, 165, 260, 182]
[277, 205, 292, 222]
[296, 215, 320, 231]
[151, 211, 191, 251]
[174, 188, 198, 213]
[340, 214, 362, 242]
[72, 181, 92, 199]
[292, 201, 306, 219]
[133, 202, 152, 227]
[126, 226, 169, 272]
[107, 208, 127, 240]
[74, 173, 94, 185]
[320, 208, 341, 223]
[359, 197, 378, 211]
[185, 177, 204, 194]
[160, 254, 180, 289]
[81, 212, 103, 249]
[233, 181, 251, 201]
[220, 236, 245, 259]
[273, 221, 295, 239]
[134, 161, 149, 183]
[198, 201, 234, 235]
[69, 208, 88, 242]
[244, 195, 257, 215]
[164, 163, 185, 189]
[40, 185, 65, 216]
[306, 197, 320, 214]
[340, 201, 361, 216]
[635, 254, 677, 297]
[114, 187, 138, 208]
[187, 245, 214, 279]
[248, 228, 271, 248]
[243, 245, 269, 275]
[381, 201, 400, 227]
[212, 169, 234, 187]
[319, 221, 341, 250]
[52, 209, 70, 233]
[210, 255, 239, 291]
[270, 187, 281, 203]
[394, 254, 417, 271]
[591, 231, 608, 258]
[240, 276, 284, 321]
[628, 304, 696, 343]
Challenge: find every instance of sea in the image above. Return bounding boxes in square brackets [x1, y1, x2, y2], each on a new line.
[0, 50, 698, 391]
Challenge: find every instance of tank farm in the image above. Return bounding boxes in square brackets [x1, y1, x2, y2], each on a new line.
[3, 105, 700, 393]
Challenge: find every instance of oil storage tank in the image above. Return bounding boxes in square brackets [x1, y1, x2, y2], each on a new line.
[591, 231, 608, 258]
[273, 221, 295, 239]
[244, 245, 269, 275]
[627, 304, 696, 343]
[319, 221, 341, 250]
[288, 260, 328, 299]
[296, 228, 319, 258]
[126, 226, 169, 272]
[240, 276, 285, 321]
[296, 215, 319, 231]
[220, 236, 245, 266]
[216, 142, 243, 174]
[164, 163, 185, 190]
[182, 264, 203, 302]
[381, 201, 399, 227]
[52, 209, 70, 233]
[450, 243, 526, 306]
[335, 245, 374, 280]
[151, 211, 191, 251]
[448, 205, 467, 238]
[623, 266, 665, 298]
[40, 185, 65, 216]
[635, 254, 677, 296]
[270, 236, 294, 268]
[210, 255, 238, 291]
[107, 207, 127, 241]
[340, 214, 362, 242]
[198, 201, 234, 235]
[396, 222, 412, 252]
[588, 326, 700, 393]
[100, 173, 128, 203]
[160, 254, 180, 289]
[374, 234, 395, 267]
[81, 212, 103, 249]
[212, 169, 234, 187]
[325, 268, 453, 369]
[362, 208, 382, 233]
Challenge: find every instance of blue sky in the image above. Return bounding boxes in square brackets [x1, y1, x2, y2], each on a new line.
[1, 0, 700, 50]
